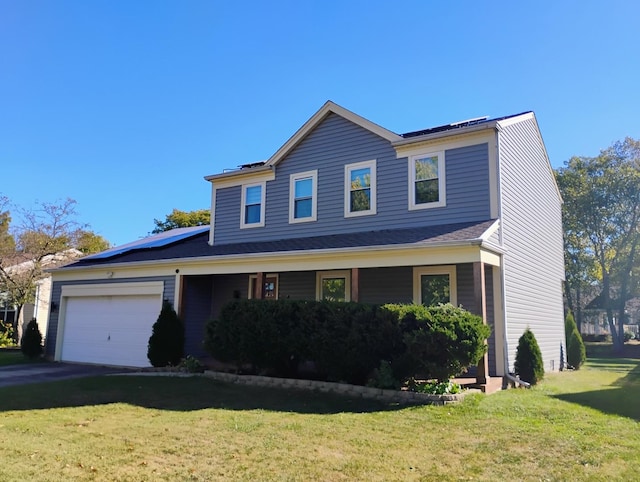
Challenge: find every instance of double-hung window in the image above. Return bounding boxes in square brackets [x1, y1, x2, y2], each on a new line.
[241, 182, 265, 228]
[345, 160, 376, 217]
[316, 270, 351, 302]
[408, 151, 446, 209]
[289, 170, 317, 223]
[413, 266, 457, 306]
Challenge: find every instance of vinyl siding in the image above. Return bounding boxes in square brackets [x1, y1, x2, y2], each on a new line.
[359, 267, 413, 304]
[214, 113, 491, 244]
[45, 276, 175, 359]
[181, 275, 213, 358]
[498, 117, 565, 373]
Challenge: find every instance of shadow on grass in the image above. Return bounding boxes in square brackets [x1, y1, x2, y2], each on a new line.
[0, 375, 411, 415]
[554, 358, 640, 421]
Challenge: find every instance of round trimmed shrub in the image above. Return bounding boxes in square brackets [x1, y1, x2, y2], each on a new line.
[514, 328, 544, 385]
[147, 300, 184, 367]
[20, 318, 43, 359]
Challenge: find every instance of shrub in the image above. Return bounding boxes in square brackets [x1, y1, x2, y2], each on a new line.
[567, 329, 586, 369]
[384, 303, 490, 382]
[514, 328, 544, 385]
[565, 312, 586, 369]
[624, 331, 634, 343]
[147, 300, 184, 367]
[20, 318, 43, 359]
[0, 320, 15, 348]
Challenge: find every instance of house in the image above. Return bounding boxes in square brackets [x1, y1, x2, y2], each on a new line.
[45, 101, 565, 383]
[1, 250, 82, 342]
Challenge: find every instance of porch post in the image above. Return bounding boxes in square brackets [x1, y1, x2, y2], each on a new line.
[473, 262, 490, 385]
[254, 272, 264, 300]
[351, 268, 359, 302]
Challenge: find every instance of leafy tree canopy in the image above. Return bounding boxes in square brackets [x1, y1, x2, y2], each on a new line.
[152, 208, 210, 234]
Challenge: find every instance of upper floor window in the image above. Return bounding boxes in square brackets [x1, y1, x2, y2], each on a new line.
[413, 266, 457, 306]
[289, 170, 317, 223]
[345, 160, 376, 217]
[408, 151, 446, 210]
[241, 182, 265, 228]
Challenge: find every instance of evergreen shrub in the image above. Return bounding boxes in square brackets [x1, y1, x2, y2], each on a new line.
[514, 328, 544, 385]
[20, 318, 43, 359]
[147, 300, 184, 367]
[565, 312, 586, 369]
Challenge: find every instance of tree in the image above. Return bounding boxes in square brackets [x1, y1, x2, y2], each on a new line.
[147, 300, 184, 367]
[152, 208, 210, 233]
[0, 197, 110, 341]
[565, 311, 586, 369]
[20, 317, 43, 359]
[555, 138, 640, 353]
[72, 229, 111, 254]
[514, 328, 544, 385]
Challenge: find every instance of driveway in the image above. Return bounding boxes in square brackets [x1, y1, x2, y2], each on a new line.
[0, 363, 127, 388]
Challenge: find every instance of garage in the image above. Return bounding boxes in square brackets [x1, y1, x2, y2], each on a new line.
[56, 282, 164, 367]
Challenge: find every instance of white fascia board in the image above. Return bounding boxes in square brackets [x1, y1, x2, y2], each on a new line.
[204, 165, 275, 186]
[265, 101, 402, 167]
[478, 219, 500, 242]
[392, 121, 498, 149]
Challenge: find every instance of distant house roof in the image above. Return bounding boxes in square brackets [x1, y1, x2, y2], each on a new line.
[56, 219, 497, 270]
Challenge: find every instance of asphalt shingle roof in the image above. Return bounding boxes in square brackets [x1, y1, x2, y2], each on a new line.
[63, 219, 496, 269]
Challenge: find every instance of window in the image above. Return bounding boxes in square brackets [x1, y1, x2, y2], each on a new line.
[413, 266, 457, 306]
[408, 151, 445, 209]
[316, 270, 351, 302]
[345, 160, 376, 217]
[248, 274, 279, 299]
[289, 170, 317, 223]
[241, 182, 265, 228]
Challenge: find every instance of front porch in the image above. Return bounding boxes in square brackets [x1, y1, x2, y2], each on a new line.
[178, 261, 503, 383]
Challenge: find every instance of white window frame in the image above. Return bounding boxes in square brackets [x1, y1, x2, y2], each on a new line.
[248, 273, 279, 300]
[408, 151, 446, 210]
[240, 181, 266, 229]
[412, 266, 457, 306]
[288, 170, 318, 223]
[344, 159, 377, 217]
[316, 270, 351, 302]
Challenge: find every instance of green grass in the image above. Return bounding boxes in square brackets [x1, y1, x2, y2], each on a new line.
[0, 350, 639, 481]
[0, 348, 41, 366]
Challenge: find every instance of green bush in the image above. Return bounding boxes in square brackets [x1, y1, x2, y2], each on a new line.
[147, 300, 184, 367]
[565, 312, 586, 369]
[384, 303, 490, 382]
[514, 328, 544, 385]
[0, 320, 15, 348]
[624, 331, 634, 343]
[20, 318, 43, 359]
[205, 300, 490, 386]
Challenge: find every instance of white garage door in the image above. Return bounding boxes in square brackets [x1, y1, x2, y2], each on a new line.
[61, 294, 162, 367]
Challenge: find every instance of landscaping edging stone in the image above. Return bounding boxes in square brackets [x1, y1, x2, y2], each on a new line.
[129, 368, 478, 405]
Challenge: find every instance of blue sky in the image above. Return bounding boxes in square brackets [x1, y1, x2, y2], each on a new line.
[1, 1, 638, 246]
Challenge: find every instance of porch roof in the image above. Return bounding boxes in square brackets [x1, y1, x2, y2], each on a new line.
[57, 219, 498, 270]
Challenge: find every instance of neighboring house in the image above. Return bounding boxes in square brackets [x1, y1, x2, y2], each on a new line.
[1, 250, 82, 341]
[45, 101, 565, 383]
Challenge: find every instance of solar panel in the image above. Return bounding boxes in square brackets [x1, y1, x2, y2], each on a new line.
[83, 225, 209, 260]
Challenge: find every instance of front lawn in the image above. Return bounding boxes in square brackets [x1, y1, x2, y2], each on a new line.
[0, 353, 638, 481]
[0, 348, 40, 367]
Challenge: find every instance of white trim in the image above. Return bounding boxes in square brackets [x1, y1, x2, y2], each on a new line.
[479, 219, 501, 242]
[204, 165, 275, 185]
[344, 160, 377, 217]
[288, 170, 318, 223]
[316, 270, 351, 302]
[492, 265, 505, 376]
[209, 186, 217, 246]
[240, 182, 266, 229]
[248, 273, 279, 299]
[412, 266, 457, 306]
[408, 151, 446, 210]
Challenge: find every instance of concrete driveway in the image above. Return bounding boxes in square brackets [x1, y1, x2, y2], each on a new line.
[0, 363, 127, 388]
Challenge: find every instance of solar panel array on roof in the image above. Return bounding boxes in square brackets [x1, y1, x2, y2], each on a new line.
[83, 225, 210, 260]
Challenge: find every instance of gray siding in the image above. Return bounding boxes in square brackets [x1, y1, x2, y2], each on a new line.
[359, 267, 413, 304]
[214, 113, 491, 244]
[279, 271, 316, 300]
[182, 275, 214, 358]
[45, 276, 175, 359]
[499, 118, 565, 373]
